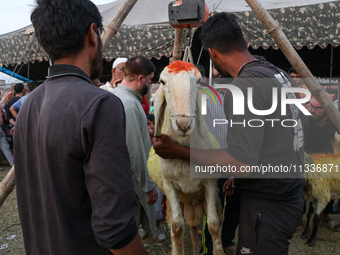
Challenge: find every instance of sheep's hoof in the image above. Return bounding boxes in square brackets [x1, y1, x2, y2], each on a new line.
[300, 232, 309, 239]
[305, 239, 315, 246]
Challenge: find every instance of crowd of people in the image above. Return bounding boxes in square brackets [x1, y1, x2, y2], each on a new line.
[1, 0, 338, 255]
[0, 81, 43, 170]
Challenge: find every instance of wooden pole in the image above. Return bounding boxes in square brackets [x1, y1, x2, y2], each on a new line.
[245, 0, 340, 133]
[0, 166, 15, 207]
[0, 1, 139, 209]
[172, 28, 184, 61]
[101, 0, 139, 50]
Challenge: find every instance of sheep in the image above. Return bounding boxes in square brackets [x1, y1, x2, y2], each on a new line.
[301, 151, 340, 246]
[147, 61, 224, 255]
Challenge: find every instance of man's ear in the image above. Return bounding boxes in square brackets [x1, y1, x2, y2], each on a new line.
[208, 48, 217, 62]
[137, 75, 144, 83]
[88, 23, 98, 48]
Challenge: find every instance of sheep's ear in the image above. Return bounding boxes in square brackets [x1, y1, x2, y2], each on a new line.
[154, 84, 166, 137]
[195, 88, 205, 133]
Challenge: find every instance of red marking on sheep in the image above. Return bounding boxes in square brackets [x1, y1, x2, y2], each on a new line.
[168, 61, 200, 77]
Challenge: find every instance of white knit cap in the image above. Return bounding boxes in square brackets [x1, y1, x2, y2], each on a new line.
[112, 58, 127, 68]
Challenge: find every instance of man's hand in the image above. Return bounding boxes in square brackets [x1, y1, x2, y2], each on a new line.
[9, 119, 16, 126]
[152, 134, 180, 159]
[223, 177, 234, 196]
[113, 78, 123, 88]
[146, 188, 158, 205]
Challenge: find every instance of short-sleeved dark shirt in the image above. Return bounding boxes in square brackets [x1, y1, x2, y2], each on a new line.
[14, 65, 138, 254]
[303, 115, 336, 154]
[6, 96, 21, 121]
[225, 60, 305, 200]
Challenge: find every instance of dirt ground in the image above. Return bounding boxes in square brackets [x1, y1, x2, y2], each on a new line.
[1, 164, 340, 255]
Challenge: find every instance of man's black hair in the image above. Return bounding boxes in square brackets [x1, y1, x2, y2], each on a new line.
[31, 0, 103, 61]
[28, 81, 42, 92]
[195, 64, 206, 77]
[288, 67, 297, 74]
[124, 56, 156, 78]
[147, 114, 154, 122]
[14, 83, 25, 94]
[199, 12, 247, 54]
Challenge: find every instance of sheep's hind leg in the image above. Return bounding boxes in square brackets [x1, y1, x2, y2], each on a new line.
[204, 180, 224, 255]
[163, 179, 185, 255]
[189, 227, 199, 255]
[184, 201, 204, 255]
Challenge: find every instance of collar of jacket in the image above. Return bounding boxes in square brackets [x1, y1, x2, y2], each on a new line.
[46, 64, 94, 86]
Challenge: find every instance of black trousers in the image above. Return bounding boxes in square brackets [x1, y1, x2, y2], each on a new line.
[200, 178, 241, 255]
[237, 194, 304, 255]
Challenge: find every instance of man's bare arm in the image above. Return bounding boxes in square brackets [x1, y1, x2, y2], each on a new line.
[152, 134, 251, 177]
[9, 106, 18, 120]
[9, 118, 16, 126]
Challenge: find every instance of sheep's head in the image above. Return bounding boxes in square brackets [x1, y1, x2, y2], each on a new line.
[154, 61, 202, 137]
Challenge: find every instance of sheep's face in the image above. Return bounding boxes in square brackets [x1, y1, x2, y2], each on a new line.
[156, 61, 201, 137]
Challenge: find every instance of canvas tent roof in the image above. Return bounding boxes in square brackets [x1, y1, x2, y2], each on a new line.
[0, 0, 339, 67]
[97, 0, 337, 25]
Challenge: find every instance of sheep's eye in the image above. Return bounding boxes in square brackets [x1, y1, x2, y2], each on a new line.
[160, 80, 166, 85]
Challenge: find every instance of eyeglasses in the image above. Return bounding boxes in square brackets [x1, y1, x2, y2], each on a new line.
[116, 66, 124, 70]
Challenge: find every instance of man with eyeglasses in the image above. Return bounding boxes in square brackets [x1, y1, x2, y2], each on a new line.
[14, 0, 147, 254]
[100, 57, 127, 90]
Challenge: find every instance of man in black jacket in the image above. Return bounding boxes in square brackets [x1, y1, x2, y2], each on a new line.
[14, 0, 148, 254]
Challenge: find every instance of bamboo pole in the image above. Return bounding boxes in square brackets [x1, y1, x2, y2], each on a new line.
[0, 1, 139, 209]
[102, 0, 138, 50]
[173, 28, 184, 61]
[245, 0, 340, 133]
[0, 166, 15, 207]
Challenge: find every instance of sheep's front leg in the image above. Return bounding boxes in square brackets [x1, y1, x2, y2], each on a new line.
[204, 180, 224, 255]
[163, 179, 185, 255]
[301, 202, 314, 239]
[306, 201, 327, 246]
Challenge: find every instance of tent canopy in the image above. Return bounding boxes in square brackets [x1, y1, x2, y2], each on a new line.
[98, 0, 337, 25]
[0, 0, 339, 67]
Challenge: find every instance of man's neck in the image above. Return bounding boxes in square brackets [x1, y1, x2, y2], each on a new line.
[54, 52, 91, 78]
[121, 78, 140, 94]
[225, 51, 257, 78]
[315, 116, 328, 128]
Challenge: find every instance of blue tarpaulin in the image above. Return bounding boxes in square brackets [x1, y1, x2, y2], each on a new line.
[0, 67, 32, 82]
